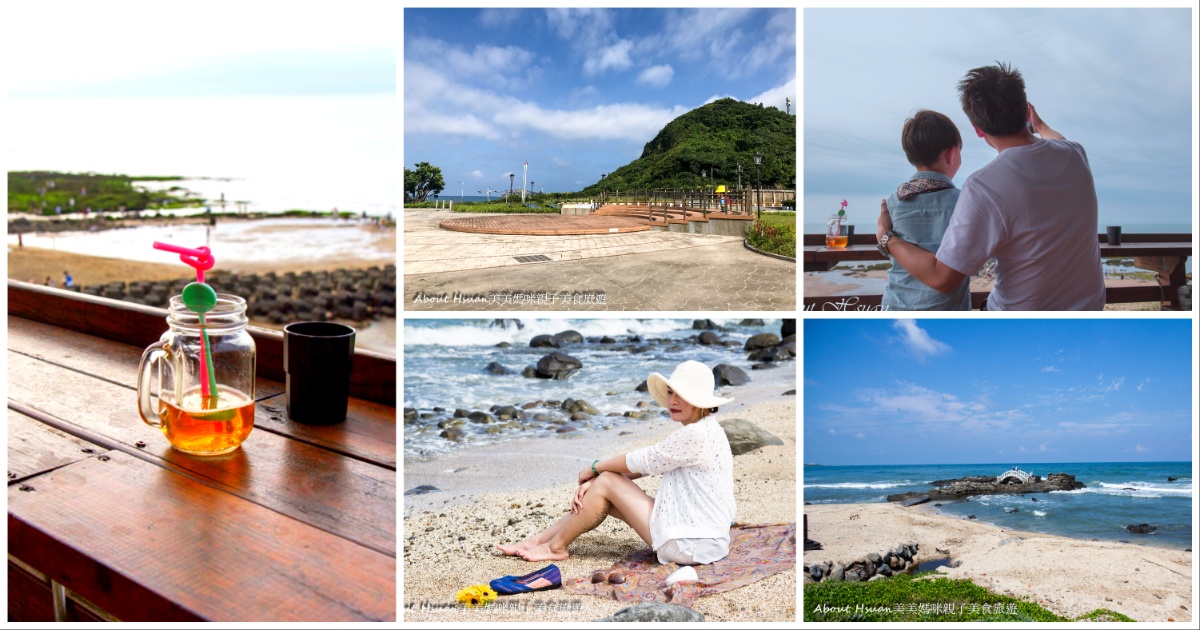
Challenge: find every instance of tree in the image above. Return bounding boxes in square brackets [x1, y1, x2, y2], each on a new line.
[404, 162, 445, 202]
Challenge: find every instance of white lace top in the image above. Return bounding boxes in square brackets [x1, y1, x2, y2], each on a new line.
[625, 417, 736, 549]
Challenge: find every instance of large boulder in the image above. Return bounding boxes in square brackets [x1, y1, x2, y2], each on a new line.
[698, 331, 721, 345]
[554, 330, 584, 345]
[744, 332, 781, 350]
[719, 418, 784, 456]
[595, 602, 704, 622]
[692, 319, 721, 330]
[1126, 523, 1157, 534]
[530, 334, 559, 348]
[535, 352, 583, 380]
[712, 364, 750, 387]
[781, 318, 796, 338]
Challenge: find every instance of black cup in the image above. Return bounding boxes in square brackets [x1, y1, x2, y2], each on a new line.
[846, 224, 855, 243]
[1107, 226, 1122, 246]
[284, 322, 355, 425]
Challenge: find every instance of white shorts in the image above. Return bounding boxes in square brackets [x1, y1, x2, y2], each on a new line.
[656, 536, 729, 566]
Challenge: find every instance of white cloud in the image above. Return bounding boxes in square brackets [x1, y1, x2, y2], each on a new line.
[892, 320, 952, 361]
[469, 170, 484, 179]
[1041, 365, 1060, 373]
[1059, 422, 1118, 430]
[854, 432, 865, 439]
[1113, 377, 1125, 391]
[828, 427, 836, 435]
[1018, 445, 1028, 453]
[1039, 443, 1050, 452]
[1137, 378, 1151, 392]
[585, 39, 634, 74]
[747, 78, 796, 113]
[1135, 444, 1148, 452]
[637, 64, 674, 87]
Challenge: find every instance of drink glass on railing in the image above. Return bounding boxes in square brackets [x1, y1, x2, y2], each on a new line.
[826, 213, 849, 248]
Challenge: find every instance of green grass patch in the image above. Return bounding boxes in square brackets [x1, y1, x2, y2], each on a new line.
[804, 574, 1069, 622]
[436, 201, 560, 214]
[1075, 608, 1136, 622]
[745, 214, 796, 258]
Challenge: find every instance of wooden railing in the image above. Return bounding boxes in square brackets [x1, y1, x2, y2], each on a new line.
[803, 233, 1192, 310]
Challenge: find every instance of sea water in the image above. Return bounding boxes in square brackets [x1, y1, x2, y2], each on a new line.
[804, 462, 1193, 549]
[403, 318, 786, 460]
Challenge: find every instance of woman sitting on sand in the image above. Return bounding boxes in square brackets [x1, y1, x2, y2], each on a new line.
[498, 360, 736, 566]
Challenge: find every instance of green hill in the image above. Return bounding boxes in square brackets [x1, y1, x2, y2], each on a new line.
[580, 98, 795, 194]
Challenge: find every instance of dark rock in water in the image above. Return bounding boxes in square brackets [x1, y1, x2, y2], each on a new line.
[556, 426, 577, 434]
[750, 362, 778, 370]
[595, 602, 704, 623]
[718, 418, 784, 456]
[453, 409, 470, 418]
[554, 330, 583, 345]
[404, 485, 442, 496]
[440, 427, 465, 441]
[600, 336, 616, 344]
[748, 346, 792, 362]
[692, 319, 721, 330]
[781, 318, 796, 338]
[530, 334, 559, 348]
[888, 471, 1085, 503]
[1126, 523, 1157, 534]
[783, 389, 796, 395]
[403, 408, 418, 424]
[491, 318, 523, 329]
[744, 332, 781, 350]
[967, 515, 976, 520]
[495, 341, 512, 348]
[1031, 497, 1038, 502]
[522, 366, 538, 378]
[635, 380, 649, 392]
[535, 352, 583, 380]
[467, 412, 494, 424]
[1004, 507, 1020, 513]
[494, 405, 525, 420]
[1123, 487, 1137, 491]
[739, 318, 765, 326]
[1167, 476, 1177, 482]
[484, 361, 514, 375]
[698, 331, 721, 345]
[712, 364, 750, 386]
[933, 503, 942, 507]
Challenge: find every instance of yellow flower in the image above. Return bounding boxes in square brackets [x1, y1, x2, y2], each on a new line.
[456, 584, 496, 608]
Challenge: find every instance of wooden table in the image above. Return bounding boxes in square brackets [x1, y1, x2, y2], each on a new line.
[7, 281, 397, 622]
[803, 234, 1192, 309]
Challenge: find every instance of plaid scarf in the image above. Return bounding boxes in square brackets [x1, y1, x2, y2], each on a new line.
[897, 177, 954, 201]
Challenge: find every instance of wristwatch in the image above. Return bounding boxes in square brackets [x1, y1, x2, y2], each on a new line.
[877, 230, 898, 257]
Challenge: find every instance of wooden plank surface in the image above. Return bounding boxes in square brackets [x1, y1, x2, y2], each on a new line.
[8, 452, 396, 622]
[8, 281, 396, 406]
[8, 317, 394, 467]
[8, 351, 396, 555]
[7, 409, 103, 485]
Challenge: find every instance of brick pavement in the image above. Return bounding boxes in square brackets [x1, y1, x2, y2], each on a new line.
[439, 214, 651, 235]
[403, 209, 796, 311]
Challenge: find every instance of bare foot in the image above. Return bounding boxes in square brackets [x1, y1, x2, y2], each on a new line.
[517, 542, 569, 562]
[496, 540, 534, 556]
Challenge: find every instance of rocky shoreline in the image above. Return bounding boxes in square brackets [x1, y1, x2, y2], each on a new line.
[403, 320, 796, 451]
[886, 472, 1085, 503]
[70, 266, 397, 324]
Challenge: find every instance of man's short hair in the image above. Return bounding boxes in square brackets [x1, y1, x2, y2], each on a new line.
[901, 110, 962, 168]
[958, 62, 1028, 136]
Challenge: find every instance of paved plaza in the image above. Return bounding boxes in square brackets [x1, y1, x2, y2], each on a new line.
[403, 209, 796, 311]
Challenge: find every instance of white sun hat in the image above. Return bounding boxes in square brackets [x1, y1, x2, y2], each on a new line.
[647, 360, 735, 410]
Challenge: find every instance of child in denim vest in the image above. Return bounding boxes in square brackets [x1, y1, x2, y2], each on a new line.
[880, 110, 971, 310]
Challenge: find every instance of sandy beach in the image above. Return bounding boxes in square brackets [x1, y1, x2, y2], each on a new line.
[804, 268, 1180, 310]
[803, 502, 1192, 622]
[403, 364, 797, 622]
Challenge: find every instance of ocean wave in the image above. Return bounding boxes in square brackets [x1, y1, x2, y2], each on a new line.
[1096, 481, 1191, 495]
[804, 481, 909, 489]
[1033, 510, 1047, 517]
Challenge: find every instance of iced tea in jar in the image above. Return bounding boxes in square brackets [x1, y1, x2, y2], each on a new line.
[137, 294, 256, 455]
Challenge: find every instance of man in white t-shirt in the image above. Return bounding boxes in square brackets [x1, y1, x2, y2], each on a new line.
[876, 62, 1106, 310]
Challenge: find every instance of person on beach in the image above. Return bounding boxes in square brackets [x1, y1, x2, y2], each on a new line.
[880, 110, 970, 310]
[497, 360, 736, 566]
[61, 270, 74, 288]
[876, 62, 1105, 310]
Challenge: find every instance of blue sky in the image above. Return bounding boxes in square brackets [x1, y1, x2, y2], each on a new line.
[804, 319, 1194, 465]
[404, 8, 796, 195]
[804, 8, 1193, 230]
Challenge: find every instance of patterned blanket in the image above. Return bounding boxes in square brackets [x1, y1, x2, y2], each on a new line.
[563, 523, 795, 606]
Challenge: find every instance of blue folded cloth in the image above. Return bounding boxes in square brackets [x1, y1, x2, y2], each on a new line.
[490, 564, 562, 594]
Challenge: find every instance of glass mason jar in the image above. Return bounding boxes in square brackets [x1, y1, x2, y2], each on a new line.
[137, 294, 256, 455]
[826, 213, 849, 248]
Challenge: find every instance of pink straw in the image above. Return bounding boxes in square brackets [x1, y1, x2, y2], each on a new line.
[153, 242, 214, 283]
[153, 241, 218, 400]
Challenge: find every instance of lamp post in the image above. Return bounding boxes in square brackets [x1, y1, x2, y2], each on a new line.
[601, 173, 607, 204]
[753, 152, 763, 220]
[508, 173, 514, 205]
